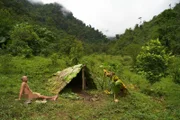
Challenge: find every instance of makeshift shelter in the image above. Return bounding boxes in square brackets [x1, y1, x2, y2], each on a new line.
[46, 64, 96, 94]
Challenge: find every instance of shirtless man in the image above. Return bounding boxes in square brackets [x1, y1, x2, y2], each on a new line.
[17, 76, 58, 101]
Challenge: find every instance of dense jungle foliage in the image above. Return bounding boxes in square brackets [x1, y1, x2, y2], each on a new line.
[108, 3, 180, 60]
[0, 0, 180, 120]
[0, 0, 109, 57]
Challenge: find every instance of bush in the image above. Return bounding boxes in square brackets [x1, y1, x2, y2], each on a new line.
[122, 55, 133, 66]
[80, 54, 124, 90]
[136, 39, 171, 83]
[168, 56, 180, 84]
[50, 53, 58, 66]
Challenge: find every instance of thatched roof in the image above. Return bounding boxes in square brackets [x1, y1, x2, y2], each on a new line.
[47, 64, 94, 94]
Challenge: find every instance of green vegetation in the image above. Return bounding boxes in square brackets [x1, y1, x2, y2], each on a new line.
[136, 39, 171, 83]
[0, 55, 180, 120]
[168, 57, 180, 84]
[0, 0, 180, 120]
[0, 0, 109, 55]
[108, 3, 180, 60]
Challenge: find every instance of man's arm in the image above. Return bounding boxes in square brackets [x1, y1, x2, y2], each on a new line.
[26, 84, 33, 93]
[18, 83, 25, 100]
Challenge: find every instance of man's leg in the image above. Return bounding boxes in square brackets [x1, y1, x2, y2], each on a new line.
[38, 95, 58, 101]
[30, 93, 58, 101]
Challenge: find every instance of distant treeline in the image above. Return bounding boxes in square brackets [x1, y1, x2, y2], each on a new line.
[0, 0, 109, 57]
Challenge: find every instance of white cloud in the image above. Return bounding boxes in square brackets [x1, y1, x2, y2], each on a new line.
[29, 0, 179, 36]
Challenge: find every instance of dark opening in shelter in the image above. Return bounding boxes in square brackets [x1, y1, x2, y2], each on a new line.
[64, 70, 83, 93]
[62, 66, 96, 93]
[47, 64, 96, 95]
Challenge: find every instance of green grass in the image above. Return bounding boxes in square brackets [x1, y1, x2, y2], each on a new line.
[0, 55, 180, 120]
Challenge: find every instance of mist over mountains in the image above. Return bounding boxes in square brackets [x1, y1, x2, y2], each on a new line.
[0, 0, 110, 56]
[1, 0, 180, 57]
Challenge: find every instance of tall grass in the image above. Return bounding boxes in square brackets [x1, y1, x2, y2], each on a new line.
[0, 54, 180, 120]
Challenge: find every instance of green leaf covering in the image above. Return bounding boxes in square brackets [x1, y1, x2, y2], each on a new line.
[0, 37, 6, 43]
[46, 64, 83, 94]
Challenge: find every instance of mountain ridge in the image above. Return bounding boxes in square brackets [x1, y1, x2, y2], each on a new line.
[108, 3, 180, 60]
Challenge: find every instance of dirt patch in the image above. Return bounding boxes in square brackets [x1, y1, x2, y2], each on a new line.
[77, 91, 100, 102]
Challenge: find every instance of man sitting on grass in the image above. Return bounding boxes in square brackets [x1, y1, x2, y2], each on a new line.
[16, 76, 58, 102]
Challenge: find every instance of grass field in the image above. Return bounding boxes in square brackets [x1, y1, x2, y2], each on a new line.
[0, 55, 180, 120]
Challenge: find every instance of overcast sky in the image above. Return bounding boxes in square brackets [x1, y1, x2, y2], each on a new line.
[29, 0, 179, 36]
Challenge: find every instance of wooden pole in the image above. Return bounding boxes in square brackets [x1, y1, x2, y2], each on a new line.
[82, 67, 85, 90]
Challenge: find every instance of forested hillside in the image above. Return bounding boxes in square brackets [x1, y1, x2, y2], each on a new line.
[1, 1, 180, 120]
[108, 3, 180, 61]
[1, 0, 180, 60]
[0, 0, 109, 57]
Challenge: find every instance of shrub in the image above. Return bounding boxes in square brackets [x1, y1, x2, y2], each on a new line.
[136, 39, 171, 83]
[50, 53, 58, 66]
[168, 56, 180, 84]
[122, 56, 133, 66]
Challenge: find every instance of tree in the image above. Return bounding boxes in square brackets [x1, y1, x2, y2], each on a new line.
[8, 23, 56, 57]
[0, 9, 14, 48]
[9, 23, 38, 57]
[115, 34, 120, 39]
[136, 39, 171, 83]
[121, 44, 141, 64]
[70, 39, 84, 65]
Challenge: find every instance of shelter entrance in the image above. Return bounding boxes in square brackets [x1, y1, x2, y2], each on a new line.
[47, 64, 96, 95]
[64, 70, 83, 93]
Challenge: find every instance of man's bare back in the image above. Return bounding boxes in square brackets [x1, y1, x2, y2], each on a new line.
[17, 76, 58, 101]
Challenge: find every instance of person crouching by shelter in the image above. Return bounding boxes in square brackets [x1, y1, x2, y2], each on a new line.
[16, 76, 58, 103]
[103, 69, 128, 102]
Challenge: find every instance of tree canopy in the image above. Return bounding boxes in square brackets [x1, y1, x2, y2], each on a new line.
[108, 3, 180, 60]
[0, 0, 109, 56]
[136, 39, 171, 83]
